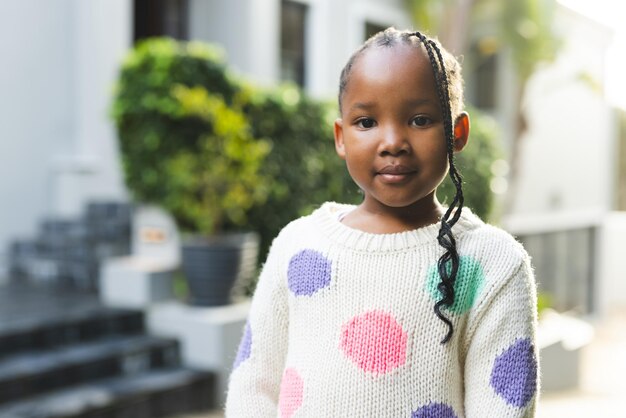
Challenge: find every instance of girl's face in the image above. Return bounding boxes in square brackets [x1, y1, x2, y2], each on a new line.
[335, 44, 460, 216]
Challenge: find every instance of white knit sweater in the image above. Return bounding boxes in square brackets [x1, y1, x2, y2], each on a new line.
[225, 202, 539, 418]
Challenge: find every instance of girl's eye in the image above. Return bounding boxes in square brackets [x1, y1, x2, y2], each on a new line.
[412, 116, 432, 127]
[356, 118, 376, 129]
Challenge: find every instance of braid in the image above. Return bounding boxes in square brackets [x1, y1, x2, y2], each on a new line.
[337, 28, 466, 344]
[412, 32, 465, 344]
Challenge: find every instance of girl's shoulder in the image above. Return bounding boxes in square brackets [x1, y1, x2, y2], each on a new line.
[276, 203, 338, 231]
[462, 216, 527, 258]
[266, 202, 342, 248]
[457, 214, 533, 291]
[276, 201, 354, 237]
[458, 211, 530, 283]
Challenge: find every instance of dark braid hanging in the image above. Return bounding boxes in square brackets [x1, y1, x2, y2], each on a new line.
[411, 31, 465, 344]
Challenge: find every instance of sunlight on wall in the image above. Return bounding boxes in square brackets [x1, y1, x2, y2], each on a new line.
[558, 0, 626, 110]
[606, 34, 626, 110]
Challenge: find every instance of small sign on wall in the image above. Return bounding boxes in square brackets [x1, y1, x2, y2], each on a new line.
[132, 206, 180, 266]
[140, 226, 168, 245]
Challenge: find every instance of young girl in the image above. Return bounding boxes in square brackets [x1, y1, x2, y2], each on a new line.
[225, 28, 538, 418]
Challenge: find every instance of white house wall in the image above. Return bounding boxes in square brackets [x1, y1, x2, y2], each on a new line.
[0, 0, 76, 269]
[512, 6, 615, 216]
[189, 0, 411, 99]
[71, 0, 131, 206]
[188, 0, 280, 86]
[0, 0, 73, 253]
[0, 0, 131, 274]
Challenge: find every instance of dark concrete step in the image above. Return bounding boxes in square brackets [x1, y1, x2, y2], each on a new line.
[0, 368, 215, 418]
[0, 307, 144, 359]
[0, 282, 101, 324]
[0, 335, 180, 404]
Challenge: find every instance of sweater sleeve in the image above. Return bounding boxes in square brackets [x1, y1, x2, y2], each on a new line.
[225, 234, 290, 417]
[463, 256, 540, 417]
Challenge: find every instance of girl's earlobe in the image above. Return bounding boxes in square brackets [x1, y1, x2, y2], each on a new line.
[453, 112, 470, 152]
[334, 119, 346, 159]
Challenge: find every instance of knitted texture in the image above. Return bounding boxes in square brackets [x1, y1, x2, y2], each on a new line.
[225, 202, 539, 417]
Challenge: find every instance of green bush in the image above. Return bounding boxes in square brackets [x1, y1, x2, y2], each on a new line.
[111, 38, 269, 235]
[165, 85, 271, 233]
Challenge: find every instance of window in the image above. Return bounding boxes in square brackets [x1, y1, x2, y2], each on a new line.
[280, 1, 308, 87]
[134, 0, 188, 43]
[364, 22, 387, 41]
[471, 42, 498, 110]
[517, 227, 596, 314]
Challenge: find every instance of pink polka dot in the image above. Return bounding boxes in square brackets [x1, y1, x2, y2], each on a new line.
[340, 310, 408, 374]
[278, 368, 304, 418]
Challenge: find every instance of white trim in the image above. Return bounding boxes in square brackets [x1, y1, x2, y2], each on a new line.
[348, 0, 412, 50]
[502, 209, 606, 235]
[595, 212, 626, 315]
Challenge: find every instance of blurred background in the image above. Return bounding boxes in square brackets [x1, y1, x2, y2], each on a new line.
[0, 0, 625, 417]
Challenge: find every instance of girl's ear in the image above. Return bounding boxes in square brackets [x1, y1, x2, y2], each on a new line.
[453, 112, 470, 152]
[334, 118, 346, 159]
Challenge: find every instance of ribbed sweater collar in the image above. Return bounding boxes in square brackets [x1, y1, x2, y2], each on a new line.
[312, 201, 484, 252]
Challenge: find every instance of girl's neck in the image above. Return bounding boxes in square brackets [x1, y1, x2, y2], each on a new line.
[341, 194, 444, 234]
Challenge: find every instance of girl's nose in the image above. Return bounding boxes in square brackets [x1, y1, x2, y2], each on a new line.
[378, 126, 410, 156]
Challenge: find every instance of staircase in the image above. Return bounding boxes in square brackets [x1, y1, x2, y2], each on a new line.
[0, 283, 216, 418]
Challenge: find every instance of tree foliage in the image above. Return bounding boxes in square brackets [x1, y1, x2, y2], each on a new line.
[404, 0, 559, 70]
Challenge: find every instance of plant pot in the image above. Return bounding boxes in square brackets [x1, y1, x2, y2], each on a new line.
[181, 232, 259, 306]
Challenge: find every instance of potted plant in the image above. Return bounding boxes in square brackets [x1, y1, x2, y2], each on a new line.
[111, 38, 270, 306]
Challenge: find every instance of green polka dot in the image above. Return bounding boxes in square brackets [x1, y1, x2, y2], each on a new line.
[426, 255, 485, 314]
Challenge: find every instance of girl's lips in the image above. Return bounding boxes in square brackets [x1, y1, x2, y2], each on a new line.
[376, 166, 417, 184]
[377, 172, 415, 183]
[377, 165, 414, 175]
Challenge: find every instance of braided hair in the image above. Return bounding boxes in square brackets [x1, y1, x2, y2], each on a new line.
[338, 28, 465, 344]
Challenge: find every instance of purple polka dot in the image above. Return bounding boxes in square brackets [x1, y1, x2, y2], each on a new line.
[490, 338, 537, 407]
[233, 321, 252, 369]
[287, 249, 332, 296]
[412, 402, 458, 418]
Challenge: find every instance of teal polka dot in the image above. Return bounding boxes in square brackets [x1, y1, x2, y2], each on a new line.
[426, 255, 485, 314]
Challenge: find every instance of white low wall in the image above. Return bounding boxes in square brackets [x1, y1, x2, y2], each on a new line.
[147, 301, 250, 407]
[597, 212, 626, 314]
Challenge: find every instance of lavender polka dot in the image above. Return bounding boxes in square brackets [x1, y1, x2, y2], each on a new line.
[233, 321, 252, 369]
[412, 402, 458, 418]
[287, 249, 332, 296]
[490, 338, 537, 407]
